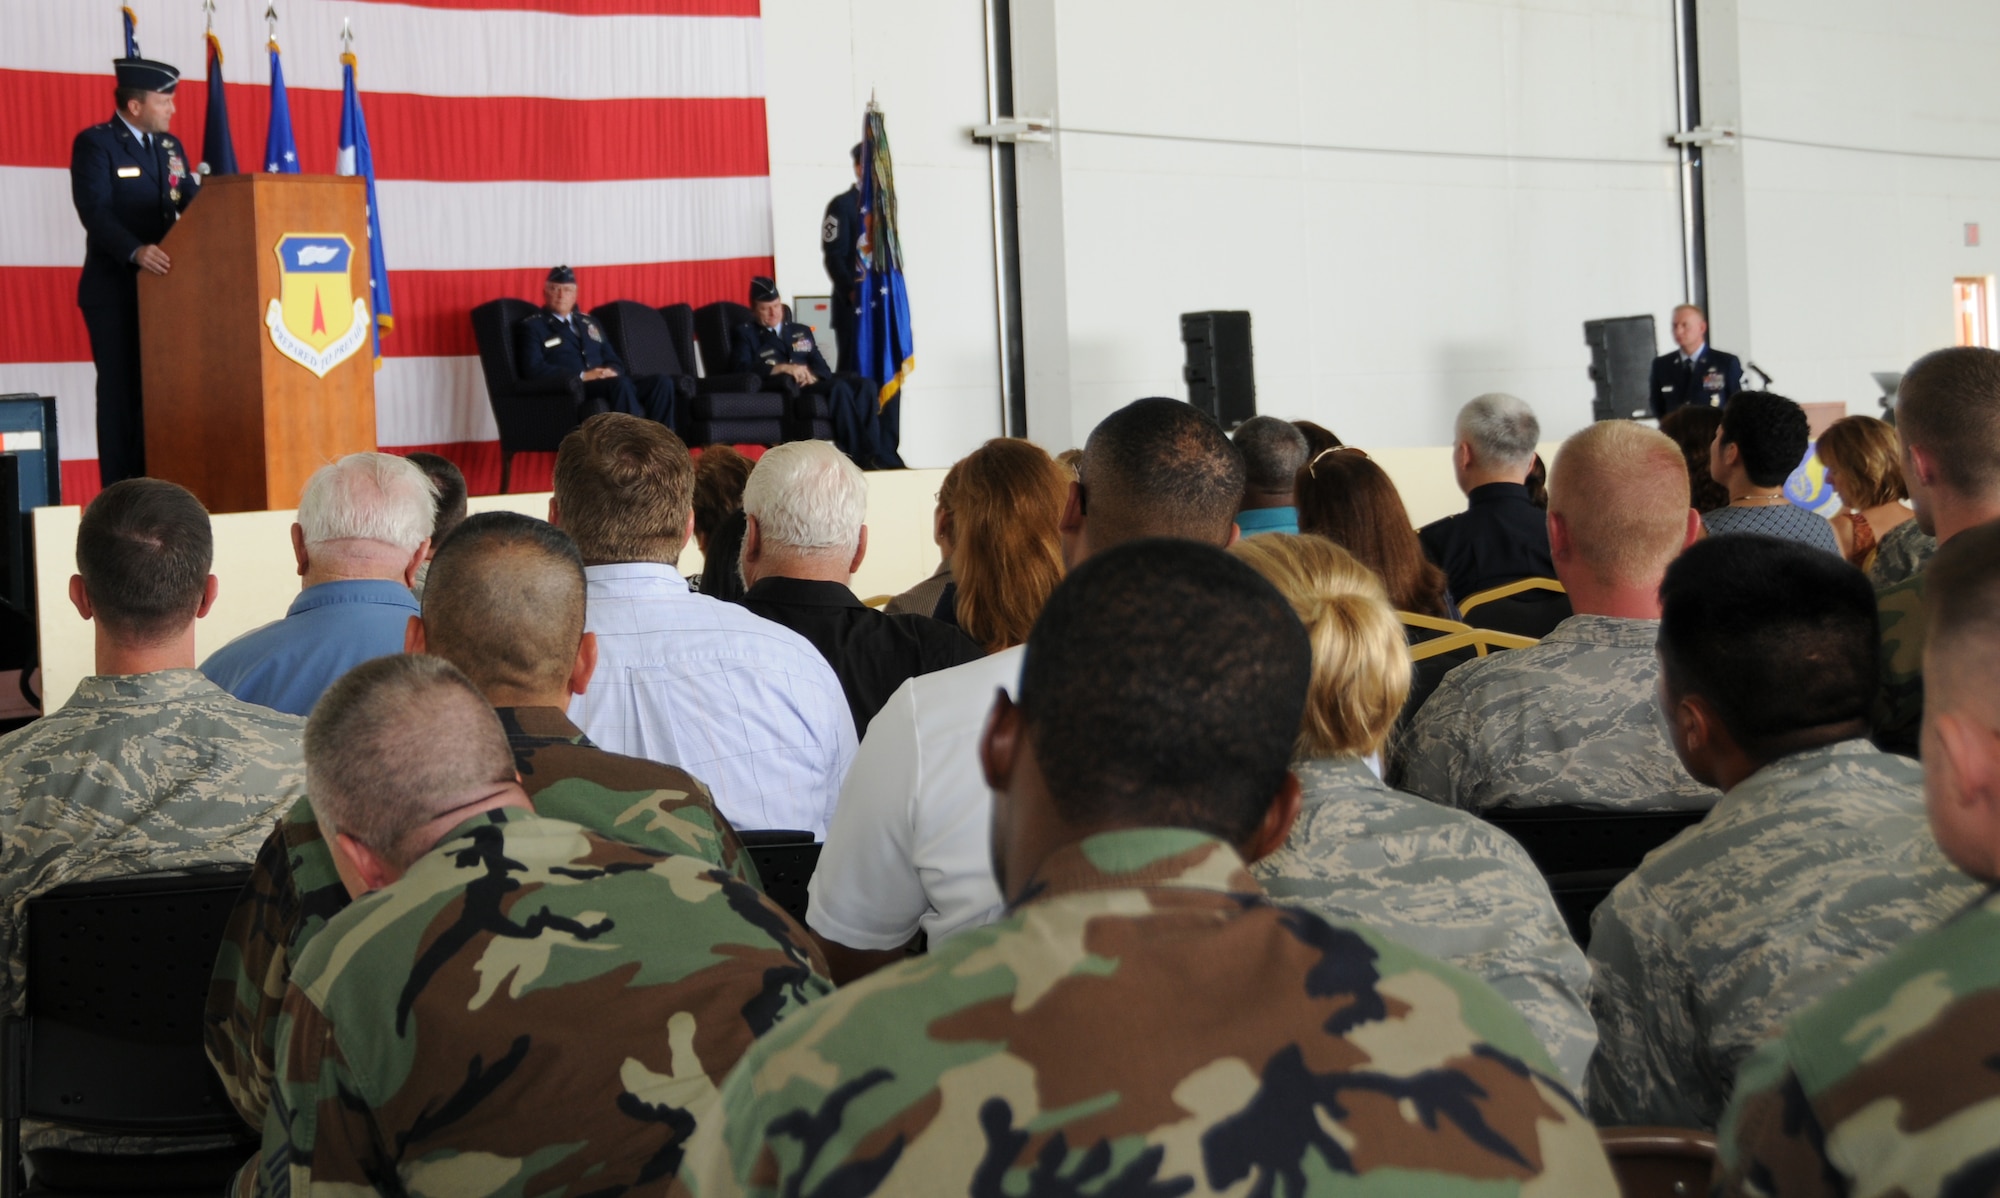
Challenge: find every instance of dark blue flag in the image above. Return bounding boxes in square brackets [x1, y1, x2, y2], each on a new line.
[201, 33, 239, 176]
[855, 105, 912, 465]
[338, 51, 392, 363]
[264, 39, 299, 174]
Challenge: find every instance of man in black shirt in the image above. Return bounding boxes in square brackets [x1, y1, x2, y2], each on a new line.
[737, 440, 982, 736]
[1419, 392, 1554, 603]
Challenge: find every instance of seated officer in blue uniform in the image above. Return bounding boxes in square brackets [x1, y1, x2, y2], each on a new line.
[730, 276, 893, 466]
[70, 55, 201, 486]
[513, 265, 676, 429]
[1650, 303, 1743, 417]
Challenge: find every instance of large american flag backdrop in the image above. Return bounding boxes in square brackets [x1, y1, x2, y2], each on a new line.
[0, 0, 773, 503]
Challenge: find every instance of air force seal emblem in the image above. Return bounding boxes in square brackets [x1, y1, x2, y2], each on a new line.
[265, 234, 371, 378]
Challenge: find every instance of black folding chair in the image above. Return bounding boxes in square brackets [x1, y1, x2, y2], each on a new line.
[738, 830, 821, 927]
[2, 871, 256, 1198]
[1483, 807, 1709, 946]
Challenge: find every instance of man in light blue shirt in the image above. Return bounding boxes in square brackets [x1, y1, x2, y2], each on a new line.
[202, 453, 434, 716]
[554, 414, 855, 838]
[1230, 415, 1304, 536]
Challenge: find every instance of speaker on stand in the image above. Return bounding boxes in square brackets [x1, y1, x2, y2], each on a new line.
[1181, 311, 1256, 429]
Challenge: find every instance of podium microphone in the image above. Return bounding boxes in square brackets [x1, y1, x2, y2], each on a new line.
[1747, 360, 1774, 387]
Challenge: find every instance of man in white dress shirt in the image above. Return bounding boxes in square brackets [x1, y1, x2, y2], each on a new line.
[806, 397, 1246, 981]
[553, 413, 855, 837]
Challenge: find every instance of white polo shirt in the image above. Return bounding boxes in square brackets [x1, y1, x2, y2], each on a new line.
[806, 645, 1023, 950]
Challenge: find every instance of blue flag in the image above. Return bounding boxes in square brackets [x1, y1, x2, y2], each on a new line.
[264, 40, 298, 174]
[338, 51, 392, 363]
[855, 107, 912, 462]
[201, 33, 238, 176]
[122, 7, 139, 58]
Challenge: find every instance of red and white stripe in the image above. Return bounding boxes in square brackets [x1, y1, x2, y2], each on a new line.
[0, 0, 773, 501]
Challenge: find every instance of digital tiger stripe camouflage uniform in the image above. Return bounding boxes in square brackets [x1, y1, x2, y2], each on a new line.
[676, 828, 1619, 1197]
[205, 705, 759, 1131]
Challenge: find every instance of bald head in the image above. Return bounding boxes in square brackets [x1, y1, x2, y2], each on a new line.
[305, 654, 518, 869]
[1549, 421, 1693, 591]
[420, 512, 587, 701]
[1075, 398, 1244, 556]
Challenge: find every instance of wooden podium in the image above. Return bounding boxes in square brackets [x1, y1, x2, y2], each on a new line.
[139, 174, 378, 513]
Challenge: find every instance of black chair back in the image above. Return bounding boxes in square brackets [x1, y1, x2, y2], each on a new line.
[469, 297, 538, 393]
[1483, 807, 1710, 947]
[591, 300, 685, 379]
[1461, 589, 1574, 639]
[693, 301, 756, 374]
[469, 298, 586, 493]
[3, 871, 255, 1198]
[659, 304, 699, 377]
[740, 833, 820, 928]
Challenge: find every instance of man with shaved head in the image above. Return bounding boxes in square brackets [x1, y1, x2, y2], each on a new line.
[206, 512, 762, 1136]
[1400, 421, 1716, 814]
[808, 397, 1247, 984]
[246, 655, 827, 1197]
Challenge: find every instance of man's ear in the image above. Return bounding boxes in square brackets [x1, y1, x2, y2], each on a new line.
[1548, 510, 1574, 562]
[1454, 440, 1473, 471]
[195, 575, 219, 619]
[1224, 523, 1242, 549]
[1680, 507, 1702, 549]
[404, 615, 427, 655]
[291, 523, 310, 577]
[1907, 443, 1941, 490]
[849, 525, 869, 575]
[1243, 771, 1303, 864]
[979, 690, 1022, 793]
[1058, 481, 1085, 536]
[1936, 712, 2000, 816]
[68, 575, 92, 622]
[741, 514, 763, 564]
[331, 831, 397, 899]
[547, 498, 561, 527]
[569, 631, 599, 698]
[403, 539, 431, 589]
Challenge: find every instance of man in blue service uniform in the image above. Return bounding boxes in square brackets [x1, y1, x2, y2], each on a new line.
[731, 276, 895, 467]
[1650, 302, 1743, 417]
[820, 143, 863, 374]
[70, 56, 200, 486]
[513, 266, 677, 429]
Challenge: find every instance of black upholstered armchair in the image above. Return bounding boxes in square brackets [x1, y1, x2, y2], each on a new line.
[469, 298, 587, 493]
[692, 301, 834, 443]
[591, 301, 783, 446]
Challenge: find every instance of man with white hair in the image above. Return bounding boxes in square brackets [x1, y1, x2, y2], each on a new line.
[1419, 392, 1554, 601]
[739, 440, 981, 737]
[201, 452, 434, 716]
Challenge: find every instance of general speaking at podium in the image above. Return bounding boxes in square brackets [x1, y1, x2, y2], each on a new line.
[70, 55, 200, 486]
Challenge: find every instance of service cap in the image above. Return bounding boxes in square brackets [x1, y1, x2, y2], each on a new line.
[749, 276, 780, 304]
[114, 57, 180, 94]
[546, 265, 576, 285]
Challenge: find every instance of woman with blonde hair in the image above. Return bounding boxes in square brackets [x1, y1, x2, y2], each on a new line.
[1815, 415, 1917, 571]
[1230, 532, 1594, 1092]
[933, 438, 1070, 654]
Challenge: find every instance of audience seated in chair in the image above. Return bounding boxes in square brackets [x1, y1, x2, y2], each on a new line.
[242, 655, 827, 1198]
[922, 437, 1069, 652]
[204, 511, 759, 1135]
[0, 480, 304, 1157]
[512, 265, 676, 429]
[1816, 414, 1916, 571]
[737, 440, 983, 737]
[1297, 445, 1455, 619]
[1717, 519, 2000, 1197]
[201, 453, 434, 717]
[1585, 534, 1978, 1130]
[1231, 415, 1308, 536]
[1397, 421, 1714, 815]
[688, 444, 754, 599]
[676, 539, 1619, 1197]
[1701, 390, 1840, 554]
[400, 450, 466, 599]
[806, 397, 1245, 984]
[1658, 405, 1732, 515]
[1419, 392, 1554, 600]
[554, 414, 855, 837]
[1873, 346, 2000, 757]
[1233, 532, 1597, 1093]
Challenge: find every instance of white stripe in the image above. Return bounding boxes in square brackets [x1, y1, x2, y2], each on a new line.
[0, 362, 97, 460]
[2, 1, 764, 100]
[0, 358, 501, 461]
[2, 167, 772, 270]
[376, 356, 496, 447]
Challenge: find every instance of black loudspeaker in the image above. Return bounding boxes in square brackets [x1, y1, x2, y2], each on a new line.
[1583, 316, 1657, 421]
[1181, 311, 1256, 429]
